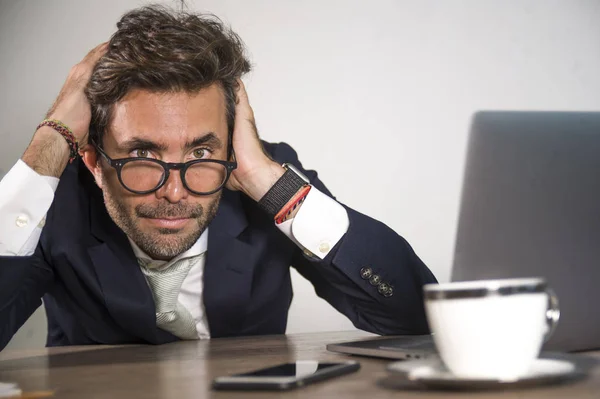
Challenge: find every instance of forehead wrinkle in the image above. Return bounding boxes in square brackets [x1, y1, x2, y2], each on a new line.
[109, 87, 229, 152]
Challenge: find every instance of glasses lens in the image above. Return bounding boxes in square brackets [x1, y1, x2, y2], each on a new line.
[185, 162, 228, 194]
[121, 160, 165, 192]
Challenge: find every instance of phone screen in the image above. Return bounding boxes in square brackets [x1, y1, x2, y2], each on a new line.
[236, 361, 342, 377]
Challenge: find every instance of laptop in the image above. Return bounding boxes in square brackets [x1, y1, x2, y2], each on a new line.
[327, 111, 600, 359]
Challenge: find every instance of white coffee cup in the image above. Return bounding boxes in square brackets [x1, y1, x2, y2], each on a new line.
[423, 278, 560, 380]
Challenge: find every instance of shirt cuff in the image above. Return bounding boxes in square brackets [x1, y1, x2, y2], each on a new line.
[0, 160, 58, 256]
[275, 187, 349, 260]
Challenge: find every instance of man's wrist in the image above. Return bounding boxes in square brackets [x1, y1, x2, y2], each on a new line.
[257, 163, 310, 218]
[22, 126, 71, 178]
[241, 161, 285, 202]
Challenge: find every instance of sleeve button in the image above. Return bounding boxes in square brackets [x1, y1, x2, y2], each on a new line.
[369, 274, 382, 286]
[378, 283, 390, 295]
[384, 286, 394, 297]
[360, 267, 373, 280]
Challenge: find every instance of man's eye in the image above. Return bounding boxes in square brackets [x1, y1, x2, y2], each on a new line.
[193, 148, 209, 159]
[135, 149, 149, 158]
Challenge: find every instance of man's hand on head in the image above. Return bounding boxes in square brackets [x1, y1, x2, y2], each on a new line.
[225, 79, 285, 202]
[46, 42, 109, 145]
[22, 42, 108, 178]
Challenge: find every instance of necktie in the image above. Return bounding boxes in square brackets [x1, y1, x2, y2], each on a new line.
[139, 255, 203, 339]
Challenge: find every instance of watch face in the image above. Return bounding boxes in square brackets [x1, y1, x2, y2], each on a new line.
[283, 163, 310, 183]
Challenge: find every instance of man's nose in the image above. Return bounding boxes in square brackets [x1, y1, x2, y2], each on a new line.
[155, 169, 189, 203]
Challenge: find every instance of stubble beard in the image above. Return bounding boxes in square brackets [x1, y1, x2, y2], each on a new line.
[102, 182, 221, 260]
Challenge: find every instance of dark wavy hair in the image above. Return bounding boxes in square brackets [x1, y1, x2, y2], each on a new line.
[86, 5, 251, 151]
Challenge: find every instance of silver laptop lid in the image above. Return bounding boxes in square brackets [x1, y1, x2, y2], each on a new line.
[452, 111, 600, 352]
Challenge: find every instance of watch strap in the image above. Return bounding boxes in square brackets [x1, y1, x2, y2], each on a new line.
[258, 168, 307, 217]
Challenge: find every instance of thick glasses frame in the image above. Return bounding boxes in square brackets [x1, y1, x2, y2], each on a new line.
[93, 142, 237, 196]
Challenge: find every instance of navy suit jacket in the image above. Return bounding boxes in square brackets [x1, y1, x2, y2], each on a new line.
[0, 142, 437, 350]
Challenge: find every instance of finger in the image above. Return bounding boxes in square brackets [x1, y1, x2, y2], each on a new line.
[83, 42, 109, 66]
[73, 42, 108, 82]
[235, 78, 254, 122]
[90, 41, 109, 56]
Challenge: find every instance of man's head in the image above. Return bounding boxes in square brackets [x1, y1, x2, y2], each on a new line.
[82, 5, 250, 260]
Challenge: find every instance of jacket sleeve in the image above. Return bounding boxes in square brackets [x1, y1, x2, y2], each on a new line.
[266, 141, 438, 335]
[0, 243, 54, 350]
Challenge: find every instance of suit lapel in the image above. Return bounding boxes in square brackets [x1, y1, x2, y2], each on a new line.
[87, 184, 175, 344]
[204, 190, 263, 337]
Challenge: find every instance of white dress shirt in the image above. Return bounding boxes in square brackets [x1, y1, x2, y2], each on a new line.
[0, 159, 349, 338]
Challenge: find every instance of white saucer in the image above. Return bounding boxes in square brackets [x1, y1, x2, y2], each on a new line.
[387, 356, 581, 390]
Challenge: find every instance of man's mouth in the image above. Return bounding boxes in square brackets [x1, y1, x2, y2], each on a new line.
[143, 217, 191, 229]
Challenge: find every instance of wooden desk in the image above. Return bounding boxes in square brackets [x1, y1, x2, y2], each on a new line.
[0, 331, 598, 398]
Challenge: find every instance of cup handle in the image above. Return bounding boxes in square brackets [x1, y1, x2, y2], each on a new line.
[544, 287, 560, 342]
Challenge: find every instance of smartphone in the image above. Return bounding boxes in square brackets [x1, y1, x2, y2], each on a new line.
[212, 360, 360, 390]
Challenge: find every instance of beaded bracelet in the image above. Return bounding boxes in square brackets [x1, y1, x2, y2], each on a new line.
[275, 185, 312, 224]
[37, 119, 79, 163]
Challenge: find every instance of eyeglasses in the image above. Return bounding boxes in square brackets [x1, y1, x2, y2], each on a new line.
[93, 142, 237, 196]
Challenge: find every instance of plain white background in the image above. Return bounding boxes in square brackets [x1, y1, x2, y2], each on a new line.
[1, 0, 599, 349]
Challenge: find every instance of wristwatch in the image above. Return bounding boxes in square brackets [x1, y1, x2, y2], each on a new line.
[258, 163, 310, 217]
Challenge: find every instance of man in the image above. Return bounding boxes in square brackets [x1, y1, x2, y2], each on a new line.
[0, 5, 436, 350]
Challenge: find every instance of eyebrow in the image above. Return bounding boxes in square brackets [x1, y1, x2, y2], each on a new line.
[117, 138, 168, 153]
[116, 132, 223, 153]
[185, 132, 222, 150]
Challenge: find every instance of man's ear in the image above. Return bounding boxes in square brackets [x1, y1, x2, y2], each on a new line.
[80, 144, 104, 189]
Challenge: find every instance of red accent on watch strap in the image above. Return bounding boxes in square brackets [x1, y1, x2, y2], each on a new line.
[275, 185, 311, 224]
